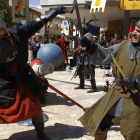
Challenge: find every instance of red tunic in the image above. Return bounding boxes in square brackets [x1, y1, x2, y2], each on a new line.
[0, 59, 42, 123]
[56, 38, 67, 56]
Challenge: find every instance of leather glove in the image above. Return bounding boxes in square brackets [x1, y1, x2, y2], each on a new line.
[36, 6, 66, 24]
[122, 77, 140, 92]
[55, 6, 66, 14]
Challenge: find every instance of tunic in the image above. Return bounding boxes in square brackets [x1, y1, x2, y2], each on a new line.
[0, 59, 42, 123]
[0, 19, 45, 123]
[56, 38, 67, 56]
[79, 40, 140, 140]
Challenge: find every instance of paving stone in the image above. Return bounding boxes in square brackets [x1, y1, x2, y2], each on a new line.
[0, 67, 124, 140]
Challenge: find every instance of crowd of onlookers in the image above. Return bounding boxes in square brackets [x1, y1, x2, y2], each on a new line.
[93, 32, 133, 69]
[27, 30, 133, 69]
[27, 31, 71, 66]
[93, 32, 132, 48]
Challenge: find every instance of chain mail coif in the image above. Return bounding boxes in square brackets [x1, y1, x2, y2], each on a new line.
[126, 41, 140, 60]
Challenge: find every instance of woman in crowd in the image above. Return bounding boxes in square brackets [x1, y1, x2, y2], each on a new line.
[49, 33, 56, 43]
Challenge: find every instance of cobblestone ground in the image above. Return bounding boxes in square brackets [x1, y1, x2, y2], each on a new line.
[0, 66, 124, 140]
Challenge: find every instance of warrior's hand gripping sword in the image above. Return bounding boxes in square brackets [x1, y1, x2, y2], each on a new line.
[109, 49, 140, 98]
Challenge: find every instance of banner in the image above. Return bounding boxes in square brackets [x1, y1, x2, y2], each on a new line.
[127, 19, 133, 40]
[63, 21, 68, 26]
[120, 0, 140, 10]
[17, 0, 22, 12]
[54, 20, 59, 29]
[90, 0, 107, 13]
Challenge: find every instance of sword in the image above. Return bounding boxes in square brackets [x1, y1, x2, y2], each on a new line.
[31, 72, 85, 110]
[0, 95, 14, 100]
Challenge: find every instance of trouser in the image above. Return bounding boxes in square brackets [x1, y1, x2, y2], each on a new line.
[62, 56, 67, 65]
[79, 72, 96, 89]
[32, 114, 44, 136]
[78, 70, 84, 87]
[95, 114, 115, 140]
[33, 50, 38, 58]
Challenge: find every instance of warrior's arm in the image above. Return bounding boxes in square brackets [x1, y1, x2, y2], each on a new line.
[90, 43, 120, 65]
[18, 6, 65, 39]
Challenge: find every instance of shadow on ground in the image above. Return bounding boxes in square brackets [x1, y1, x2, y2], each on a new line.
[47, 78, 104, 93]
[110, 126, 120, 131]
[9, 123, 85, 140]
[41, 92, 75, 107]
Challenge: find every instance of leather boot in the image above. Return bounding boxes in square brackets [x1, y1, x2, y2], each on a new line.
[95, 126, 110, 140]
[87, 79, 97, 93]
[32, 115, 50, 140]
[74, 75, 84, 89]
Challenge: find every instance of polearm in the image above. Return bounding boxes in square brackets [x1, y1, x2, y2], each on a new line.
[109, 50, 126, 78]
[74, 0, 95, 80]
[74, 0, 84, 37]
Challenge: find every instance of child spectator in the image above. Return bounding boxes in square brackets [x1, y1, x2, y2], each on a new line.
[27, 45, 33, 63]
[65, 36, 70, 65]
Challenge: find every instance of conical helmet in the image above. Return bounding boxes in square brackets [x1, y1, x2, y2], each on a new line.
[0, 19, 10, 36]
[0, 19, 6, 29]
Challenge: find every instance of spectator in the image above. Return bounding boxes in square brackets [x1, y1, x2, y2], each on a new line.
[97, 33, 107, 68]
[128, 32, 133, 40]
[55, 34, 60, 42]
[109, 33, 122, 46]
[40, 38, 48, 47]
[93, 37, 98, 43]
[104, 36, 110, 47]
[44, 35, 49, 43]
[55, 33, 67, 67]
[31, 35, 40, 59]
[49, 33, 56, 43]
[27, 45, 33, 63]
[44, 33, 48, 39]
[124, 35, 128, 40]
[97, 33, 107, 48]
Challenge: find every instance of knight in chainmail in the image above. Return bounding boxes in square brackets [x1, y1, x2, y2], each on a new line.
[73, 21, 97, 93]
[79, 20, 140, 140]
[0, 6, 66, 140]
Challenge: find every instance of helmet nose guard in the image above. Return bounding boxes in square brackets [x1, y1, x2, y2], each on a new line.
[0, 19, 11, 37]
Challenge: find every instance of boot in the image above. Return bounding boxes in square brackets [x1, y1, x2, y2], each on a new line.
[87, 79, 97, 93]
[32, 114, 50, 140]
[95, 126, 110, 140]
[74, 75, 84, 89]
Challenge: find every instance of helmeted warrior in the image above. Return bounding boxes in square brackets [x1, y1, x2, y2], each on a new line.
[73, 19, 97, 93]
[79, 20, 140, 140]
[0, 6, 66, 140]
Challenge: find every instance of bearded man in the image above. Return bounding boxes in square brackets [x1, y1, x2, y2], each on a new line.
[79, 20, 140, 140]
[0, 6, 65, 140]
